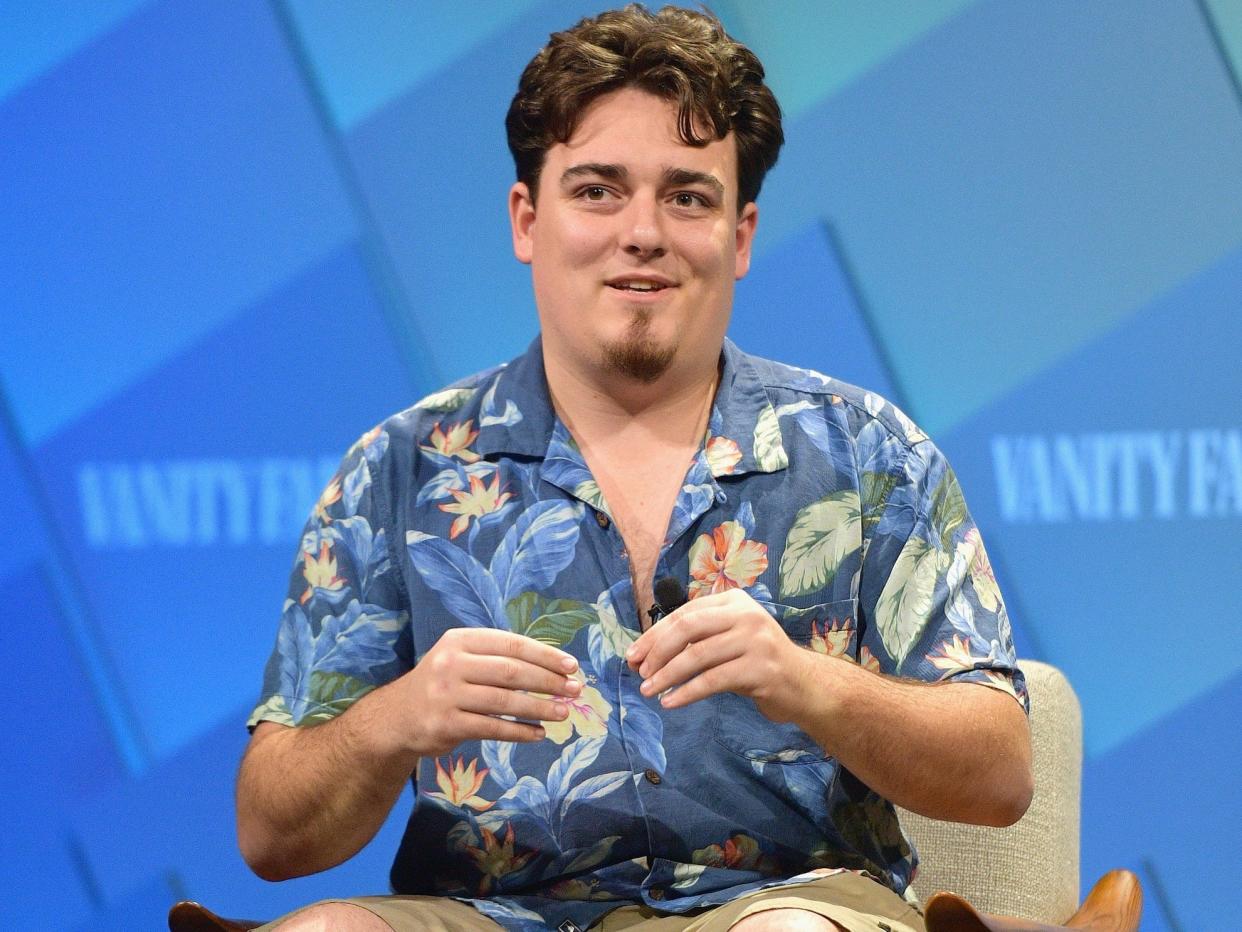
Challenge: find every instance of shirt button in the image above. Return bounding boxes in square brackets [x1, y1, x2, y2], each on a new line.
[643, 768, 662, 785]
[595, 511, 610, 529]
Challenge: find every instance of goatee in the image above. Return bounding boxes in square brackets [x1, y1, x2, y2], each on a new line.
[601, 311, 675, 383]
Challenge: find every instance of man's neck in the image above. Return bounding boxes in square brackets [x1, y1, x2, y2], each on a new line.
[543, 343, 721, 448]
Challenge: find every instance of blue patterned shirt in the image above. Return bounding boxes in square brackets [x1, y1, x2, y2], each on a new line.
[250, 337, 1027, 932]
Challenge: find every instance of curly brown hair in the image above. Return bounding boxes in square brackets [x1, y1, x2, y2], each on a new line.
[505, 4, 783, 209]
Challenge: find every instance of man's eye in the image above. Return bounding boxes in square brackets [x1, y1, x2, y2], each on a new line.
[673, 192, 706, 208]
[582, 186, 608, 200]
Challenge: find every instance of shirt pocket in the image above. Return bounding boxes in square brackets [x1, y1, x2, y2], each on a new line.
[709, 598, 858, 763]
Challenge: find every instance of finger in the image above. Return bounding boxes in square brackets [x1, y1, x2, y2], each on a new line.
[459, 683, 572, 724]
[463, 653, 584, 698]
[639, 631, 742, 698]
[454, 628, 580, 675]
[454, 710, 547, 744]
[657, 656, 754, 709]
[637, 606, 730, 679]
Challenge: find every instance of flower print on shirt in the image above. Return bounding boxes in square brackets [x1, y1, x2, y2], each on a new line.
[421, 419, 482, 463]
[425, 755, 494, 811]
[539, 678, 613, 745]
[438, 472, 514, 539]
[688, 521, 768, 598]
[299, 541, 345, 604]
[704, 435, 743, 476]
[466, 822, 536, 894]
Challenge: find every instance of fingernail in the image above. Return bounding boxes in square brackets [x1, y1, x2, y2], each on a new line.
[625, 646, 636, 659]
[565, 678, 583, 694]
[561, 655, 578, 672]
[553, 702, 569, 719]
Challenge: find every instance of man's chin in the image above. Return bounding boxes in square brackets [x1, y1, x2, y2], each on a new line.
[600, 337, 676, 384]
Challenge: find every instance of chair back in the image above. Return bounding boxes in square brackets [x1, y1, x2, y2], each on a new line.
[897, 660, 1082, 923]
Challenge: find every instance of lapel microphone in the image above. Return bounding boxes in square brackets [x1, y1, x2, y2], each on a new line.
[648, 576, 689, 624]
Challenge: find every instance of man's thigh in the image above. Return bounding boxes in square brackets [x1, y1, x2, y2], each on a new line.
[599, 873, 924, 932]
[257, 874, 924, 932]
[257, 895, 502, 931]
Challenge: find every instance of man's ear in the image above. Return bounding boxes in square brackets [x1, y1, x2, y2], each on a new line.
[734, 201, 759, 280]
[509, 182, 536, 265]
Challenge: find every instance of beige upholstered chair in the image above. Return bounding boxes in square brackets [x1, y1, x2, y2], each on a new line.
[899, 660, 1141, 931]
[170, 661, 1140, 932]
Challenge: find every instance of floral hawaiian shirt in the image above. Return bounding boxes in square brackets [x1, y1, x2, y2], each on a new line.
[250, 337, 1027, 932]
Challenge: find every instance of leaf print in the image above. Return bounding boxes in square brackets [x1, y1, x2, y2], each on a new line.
[413, 386, 476, 413]
[303, 670, 373, 723]
[341, 458, 370, 516]
[489, 500, 584, 601]
[774, 400, 817, 419]
[618, 696, 666, 773]
[735, 500, 756, 537]
[479, 379, 523, 428]
[481, 740, 517, 790]
[314, 600, 406, 674]
[672, 863, 708, 890]
[558, 771, 629, 823]
[524, 606, 597, 648]
[406, 530, 507, 629]
[874, 535, 942, 669]
[547, 735, 606, 798]
[494, 776, 551, 824]
[929, 471, 969, 550]
[573, 478, 609, 514]
[587, 587, 637, 671]
[563, 836, 622, 874]
[860, 470, 900, 533]
[752, 401, 789, 471]
[778, 491, 861, 599]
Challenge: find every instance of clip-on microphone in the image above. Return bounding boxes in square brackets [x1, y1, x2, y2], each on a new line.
[648, 576, 688, 624]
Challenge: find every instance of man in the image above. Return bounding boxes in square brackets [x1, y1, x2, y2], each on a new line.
[237, 6, 1032, 931]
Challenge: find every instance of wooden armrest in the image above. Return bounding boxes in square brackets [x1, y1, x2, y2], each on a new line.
[168, 900, 264, 931]
[924, 869, 1141, 932]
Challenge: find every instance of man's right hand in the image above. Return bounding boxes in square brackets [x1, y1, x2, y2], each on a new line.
[376, 627, 583, 759]
[237, 628, 580, 880]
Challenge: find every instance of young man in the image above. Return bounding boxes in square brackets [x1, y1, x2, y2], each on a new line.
[237, 6, 1032, 931]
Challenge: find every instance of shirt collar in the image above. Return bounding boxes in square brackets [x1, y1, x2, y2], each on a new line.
[473, 336, 789, 477]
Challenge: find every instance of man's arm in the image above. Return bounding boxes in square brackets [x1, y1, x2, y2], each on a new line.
[626, 589, 1032, 827]
[236, 629, 582, 880]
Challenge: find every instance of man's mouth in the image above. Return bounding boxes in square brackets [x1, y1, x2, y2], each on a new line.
[607, 279, 673, 293]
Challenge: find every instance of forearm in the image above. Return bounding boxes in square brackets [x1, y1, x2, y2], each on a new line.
[777, 651, 1032, 826]
[236, 684, 417, 880]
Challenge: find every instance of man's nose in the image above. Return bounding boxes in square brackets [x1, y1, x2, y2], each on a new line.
[622, 193, 666, 260]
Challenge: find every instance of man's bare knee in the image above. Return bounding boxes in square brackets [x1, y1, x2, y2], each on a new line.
[273, 901, 393, 931]
[730, 907, 841, 931]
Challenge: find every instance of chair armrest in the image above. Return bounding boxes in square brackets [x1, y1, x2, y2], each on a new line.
[924, 869, 1141, 932]
[168, 900, 264, 931]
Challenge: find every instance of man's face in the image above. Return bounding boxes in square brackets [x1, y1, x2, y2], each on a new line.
[509, 87, 758, 386]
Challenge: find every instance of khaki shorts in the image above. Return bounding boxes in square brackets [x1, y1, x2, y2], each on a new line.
[260, 872, 925, 931]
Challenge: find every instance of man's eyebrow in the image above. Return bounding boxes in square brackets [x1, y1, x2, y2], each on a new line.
[560, 163, 627, 184]
[664, 167, 724, 198]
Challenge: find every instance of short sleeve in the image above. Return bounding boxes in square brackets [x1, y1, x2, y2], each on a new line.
[856, 436, 1028, 712]
[248, 425, 411, 729]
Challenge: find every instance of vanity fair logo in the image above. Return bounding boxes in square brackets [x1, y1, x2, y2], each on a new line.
[77, 456, 339, 548]
[991, 429, 1241, 523]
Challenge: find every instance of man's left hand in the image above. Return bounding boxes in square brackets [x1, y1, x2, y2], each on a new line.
[625, 588, 812, 723]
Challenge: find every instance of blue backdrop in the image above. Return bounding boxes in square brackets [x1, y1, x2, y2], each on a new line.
[3, 2, 1239, 928]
